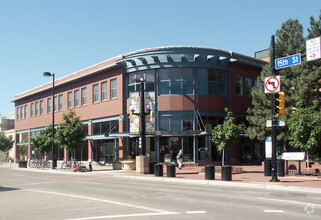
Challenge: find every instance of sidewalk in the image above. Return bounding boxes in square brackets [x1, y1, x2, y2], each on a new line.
[2, 163, 321, 193]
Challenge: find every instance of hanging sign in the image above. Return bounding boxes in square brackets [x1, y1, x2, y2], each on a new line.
[264, 75, 280, 94]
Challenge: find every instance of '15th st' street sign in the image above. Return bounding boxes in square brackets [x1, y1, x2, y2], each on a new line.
[275, 53, 301, 70]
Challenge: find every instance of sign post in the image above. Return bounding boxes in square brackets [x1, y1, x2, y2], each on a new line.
[270, 35, 279, 182]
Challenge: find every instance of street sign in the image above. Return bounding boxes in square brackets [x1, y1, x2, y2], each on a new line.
[265, 137, 272, 158]
[306, 36, 321, 61]
[275, 53, 301, 70]
[266, 119, 285, 128]
[282, 152, 305, 160]
[264, 75, 280, 93]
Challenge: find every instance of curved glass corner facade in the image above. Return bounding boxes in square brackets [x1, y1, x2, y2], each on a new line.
[117, 47, 238, 163]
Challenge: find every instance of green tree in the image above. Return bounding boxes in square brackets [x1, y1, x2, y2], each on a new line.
[308, 10, 321, 39]
[29, 124, 53, 156]
[0, 132, 14, 157]
[19, 145, 27, 161]
[55, 109, 85, 158]
[288, 108, 321, 162]
[212, 108, 243, 166]
[246, 16, 319, 145]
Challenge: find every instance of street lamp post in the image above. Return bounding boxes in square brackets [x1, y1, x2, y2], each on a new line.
[43, 72, 56, 169]
[138, 77, 146, 156]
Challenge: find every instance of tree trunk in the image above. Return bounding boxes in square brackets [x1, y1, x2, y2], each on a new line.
[222, 150, 225, 166]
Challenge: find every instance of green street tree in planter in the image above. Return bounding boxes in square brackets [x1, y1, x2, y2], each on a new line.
[288, 108, 321, 171]
[212, 108, 243, 181]
[55, 109, 85, 160]
[29, 124, 53, 162]
[0, 132, 14, 160]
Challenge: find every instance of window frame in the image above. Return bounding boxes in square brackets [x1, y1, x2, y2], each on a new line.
[81, 87, 87, 106]
[93, 84, 99, 103]
[111, 79, 117, 99]
[74, 90, 80, 107]
[67, 91, 73, 108]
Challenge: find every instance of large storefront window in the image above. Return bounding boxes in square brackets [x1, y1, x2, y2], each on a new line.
[159, 112, 193, 131]
[128, 137, 155, 161]
[92, 120, 118, 135]
[159, 68, 193, 95]
[92, 139, 119, 164]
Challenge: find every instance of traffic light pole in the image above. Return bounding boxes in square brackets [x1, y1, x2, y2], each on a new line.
[270, 35, 280, 182]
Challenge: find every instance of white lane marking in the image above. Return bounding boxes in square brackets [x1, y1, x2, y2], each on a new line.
[25, 189, 177, 214]
[186, 211, 206, 214]
[258, 197, 321, 208]
[264, 210, 284, 213]
[65, 212, 177, 220]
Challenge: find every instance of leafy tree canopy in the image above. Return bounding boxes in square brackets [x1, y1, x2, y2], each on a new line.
[246, 11, 321, 150]
[0, 132, 13, 153]
[288, 108, 321, 154]
[29, 124, 53, 156]
[212, 108, 243, 165]
[55, 109, 85, 152]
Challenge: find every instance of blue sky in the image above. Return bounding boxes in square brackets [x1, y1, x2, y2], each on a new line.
[0, 0, 320, 115]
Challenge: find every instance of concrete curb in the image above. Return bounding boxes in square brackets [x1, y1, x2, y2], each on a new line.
[3, 166, 321, 194]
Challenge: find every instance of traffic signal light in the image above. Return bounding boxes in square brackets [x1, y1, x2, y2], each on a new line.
[274, 91, 284, 118]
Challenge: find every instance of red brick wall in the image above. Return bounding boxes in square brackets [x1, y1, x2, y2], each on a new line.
[15, 67, 124, 131]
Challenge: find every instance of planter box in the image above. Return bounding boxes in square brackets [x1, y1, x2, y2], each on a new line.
[112, 163, 122, 170]
[122, 161, 136, 170]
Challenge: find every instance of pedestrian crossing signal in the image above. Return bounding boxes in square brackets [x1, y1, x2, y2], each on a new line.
[274, 91, 284, 118]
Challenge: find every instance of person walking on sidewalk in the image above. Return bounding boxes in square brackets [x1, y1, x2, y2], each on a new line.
[177, 150, 184, 169]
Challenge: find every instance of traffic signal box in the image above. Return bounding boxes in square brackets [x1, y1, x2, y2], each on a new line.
[274, 91, 284, 118]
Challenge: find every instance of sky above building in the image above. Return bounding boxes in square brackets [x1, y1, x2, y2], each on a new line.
[0, 0, 320, 115]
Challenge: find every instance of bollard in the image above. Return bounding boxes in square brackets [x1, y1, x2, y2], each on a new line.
[264, 159, 272, 176]
[167, 163, 176, 177]
[88, 161, 92, 172]
[277, 159, 285, 177]
[149, 162, 156, 174]
[205, 165, 215, 180]
[221, 165, 232, 181]
[154, 163, 163, 176]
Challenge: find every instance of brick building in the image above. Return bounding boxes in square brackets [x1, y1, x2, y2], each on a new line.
[13, 46, 267, 166]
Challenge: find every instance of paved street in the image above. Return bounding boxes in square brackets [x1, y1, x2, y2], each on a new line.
[0, 167, 321, 219]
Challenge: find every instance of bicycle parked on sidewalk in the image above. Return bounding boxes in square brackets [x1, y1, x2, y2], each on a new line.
[28, 158, 52, 169]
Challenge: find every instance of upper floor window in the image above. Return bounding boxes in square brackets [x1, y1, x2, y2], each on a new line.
[40, 100, 44, 115]
[54, 96, 57, 112]
[93, 84, 99, 103]
[159, 68, 193, 95]
[58, 94, 63, 111]
[35, 102, 39, 116]
[47, 98, 52, 113]
[111, 79, 117, 99]
[20, 106, 24, 119]
[81, 87, 87, 105]
[236, 75, 243, 96]
[74, 90, 80, 107]
[198, 68, 226, 96]
[24, 105, 28, 119]
[245, 78, 252, 97]
[31, 103, 35, 117]
[128, 70, 154, 95]
[16, 107, 20, 120]
[67, 92, 73, 108]
[101, 82, 107, 101]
